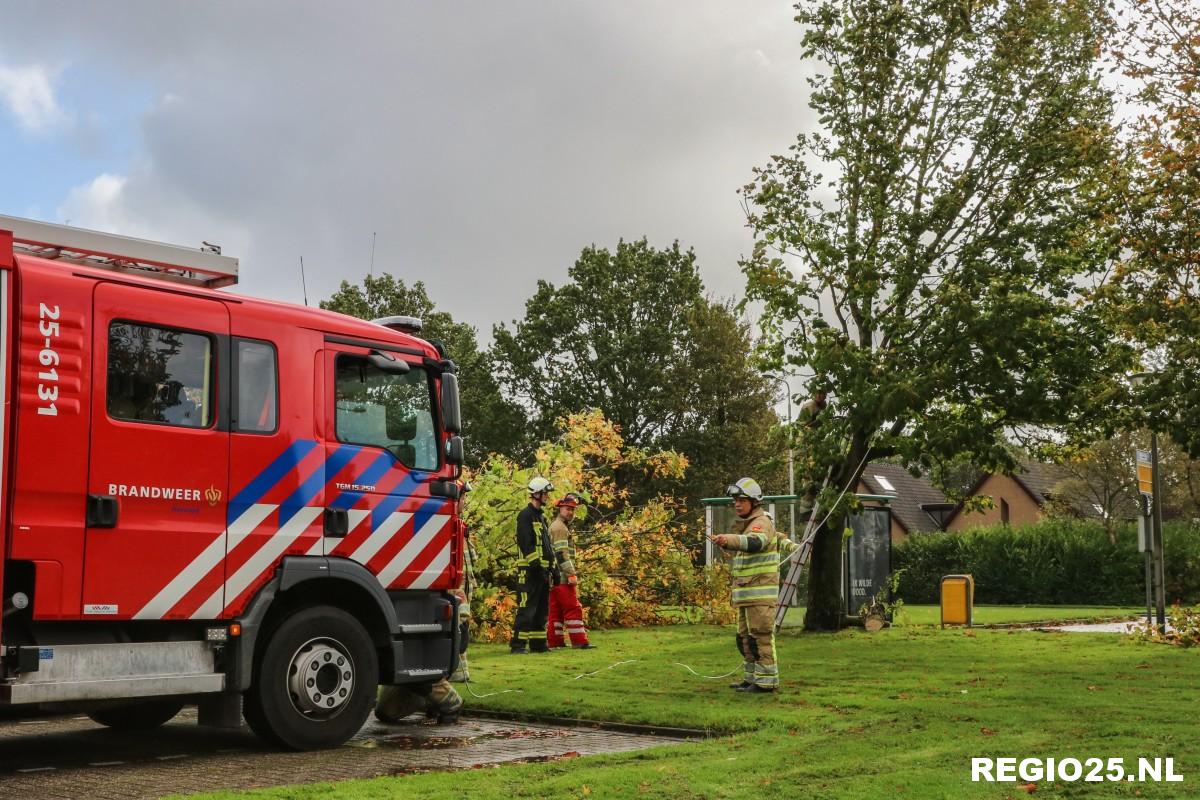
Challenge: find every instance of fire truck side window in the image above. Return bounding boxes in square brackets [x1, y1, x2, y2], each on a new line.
[235, 339, 278, 433]
[335, 354, 439, 471]
[107, 321, 214, 428]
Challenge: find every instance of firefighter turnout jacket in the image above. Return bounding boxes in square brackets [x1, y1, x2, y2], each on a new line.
[724, 507, 798, 606]
[516, 504, 556, 578]
[549, 517, 577, 580]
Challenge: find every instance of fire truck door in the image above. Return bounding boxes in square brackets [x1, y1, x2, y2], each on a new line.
[83, 283, 230, 620]
[320, 345, 451, 589]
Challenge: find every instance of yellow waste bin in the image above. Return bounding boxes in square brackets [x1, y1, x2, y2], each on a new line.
[940, 574, 974, 627]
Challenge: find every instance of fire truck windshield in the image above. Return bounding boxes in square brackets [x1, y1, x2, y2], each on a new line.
[335, 355, 439, 471]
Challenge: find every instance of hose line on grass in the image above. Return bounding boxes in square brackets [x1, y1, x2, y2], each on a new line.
[463, 680, 524, 699]
[671, 662, 741, 680]
[568, 658, 640, 681]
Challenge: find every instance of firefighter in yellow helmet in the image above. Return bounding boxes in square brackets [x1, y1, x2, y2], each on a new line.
[713, 477, 798, 693]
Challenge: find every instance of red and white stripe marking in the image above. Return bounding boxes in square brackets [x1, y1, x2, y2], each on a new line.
[134, 502, 453, 620]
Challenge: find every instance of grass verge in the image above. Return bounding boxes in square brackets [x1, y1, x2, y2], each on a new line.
[185, 622, 1196, 799]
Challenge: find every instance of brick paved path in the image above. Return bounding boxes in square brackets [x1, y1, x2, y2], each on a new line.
[0, 708, 688, 799]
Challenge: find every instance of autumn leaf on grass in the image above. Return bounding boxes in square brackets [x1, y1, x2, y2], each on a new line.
[1018, 782, 1037, 793]
[980, 727, 996, 736]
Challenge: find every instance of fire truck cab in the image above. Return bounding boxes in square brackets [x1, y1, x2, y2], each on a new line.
[0, 215, 466, 750]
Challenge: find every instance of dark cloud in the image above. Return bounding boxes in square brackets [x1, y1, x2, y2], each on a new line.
[0, 1, 813, 333]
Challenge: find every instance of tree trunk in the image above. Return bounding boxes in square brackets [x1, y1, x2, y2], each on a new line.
[803, 513, 845, 631]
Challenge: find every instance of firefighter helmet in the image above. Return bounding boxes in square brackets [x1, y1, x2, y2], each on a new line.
[726, 477, 764, 503]
[556, 492, 583, 508]
[528, 477, 554, 495]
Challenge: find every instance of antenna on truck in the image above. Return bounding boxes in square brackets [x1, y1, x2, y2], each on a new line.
[0, 214, 239, 288]
[300, 256, 309, 306]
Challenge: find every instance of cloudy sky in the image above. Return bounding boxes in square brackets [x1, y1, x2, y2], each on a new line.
[0, 2, 813, 338]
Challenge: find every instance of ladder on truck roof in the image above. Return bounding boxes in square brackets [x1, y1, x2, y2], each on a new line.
[0, 213, 239, 289]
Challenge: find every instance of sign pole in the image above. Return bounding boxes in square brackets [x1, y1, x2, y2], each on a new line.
[1151, 433, 1167, 629]
[1136, 449, 1157, 629]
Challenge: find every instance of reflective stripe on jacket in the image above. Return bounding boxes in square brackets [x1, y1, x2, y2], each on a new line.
[515, 504, 552, 568]
[550, 518, 577, 579]
[723, 507, 798, 607]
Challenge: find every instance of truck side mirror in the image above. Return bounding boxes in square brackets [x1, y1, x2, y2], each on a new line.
[445, 435, 464, 466]
[368, 350, 410, 375]
[440, 372, 462, 434]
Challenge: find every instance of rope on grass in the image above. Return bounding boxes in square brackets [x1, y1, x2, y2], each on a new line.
[568, 658, 640, 681]
[672, 662, 741, 680]
[463, 680, 524, 699]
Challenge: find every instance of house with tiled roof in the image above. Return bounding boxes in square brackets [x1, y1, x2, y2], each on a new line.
[944, 459, 1071, 531]
[857, 462, 956, 543]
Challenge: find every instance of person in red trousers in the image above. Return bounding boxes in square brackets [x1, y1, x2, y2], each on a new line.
[546, 493, 595, 649]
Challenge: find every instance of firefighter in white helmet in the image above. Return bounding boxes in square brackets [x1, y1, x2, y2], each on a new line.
[713, 477, 798, 693]
[510, 477, 556, 654]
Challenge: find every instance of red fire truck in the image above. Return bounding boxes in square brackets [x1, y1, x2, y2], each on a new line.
[0, 215, 466, 749]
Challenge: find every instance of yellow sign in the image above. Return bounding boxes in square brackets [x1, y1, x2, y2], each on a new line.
[1136, 449, 1153, 496]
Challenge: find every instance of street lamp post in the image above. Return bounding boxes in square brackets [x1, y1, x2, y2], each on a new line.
[766, 374, 796, 539]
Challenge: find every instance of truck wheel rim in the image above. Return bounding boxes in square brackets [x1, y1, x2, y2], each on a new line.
[286, 637, 355, 718]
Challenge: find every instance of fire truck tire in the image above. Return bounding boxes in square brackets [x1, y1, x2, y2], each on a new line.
[87, 698, 185, 730]
[243, 604, 378, 750]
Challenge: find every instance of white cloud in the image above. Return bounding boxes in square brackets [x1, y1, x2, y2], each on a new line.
[56, 170, 254, 263]
[0, 3, 817, 331]
[0, 63, 68, 133]
[56, 173, 129, 231]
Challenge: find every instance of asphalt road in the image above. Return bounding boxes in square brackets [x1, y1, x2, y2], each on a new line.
[0, 707, 686, 799]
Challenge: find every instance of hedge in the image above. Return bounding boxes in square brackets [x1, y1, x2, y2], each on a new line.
[893, 519, 1200, 606]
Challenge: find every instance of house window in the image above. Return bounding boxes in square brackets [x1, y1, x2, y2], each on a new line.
[1000, 498, 1010, 524]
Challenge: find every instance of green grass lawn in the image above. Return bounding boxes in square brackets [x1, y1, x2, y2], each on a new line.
[189, 622, 1197, 799]
[670, 604, 1143, 627]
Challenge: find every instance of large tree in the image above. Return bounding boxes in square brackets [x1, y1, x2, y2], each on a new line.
[491, 238, 783, 505]
[321, 274, 527, 464]
[742, 0, 1131, 629]
[1106, 0, 1200, 457]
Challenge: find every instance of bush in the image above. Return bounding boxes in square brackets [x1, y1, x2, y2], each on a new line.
[894, 519, 1200, 606]
[1131, 604, 1200, 647]
[463, 410, 734, 643]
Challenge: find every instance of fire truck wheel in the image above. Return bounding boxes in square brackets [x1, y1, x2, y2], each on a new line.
[87, 698, 185, 730]
[244, 604, 378, 750]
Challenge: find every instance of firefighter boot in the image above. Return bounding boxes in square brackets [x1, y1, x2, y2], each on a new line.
[730, 633, 753, 689]
[374, 685, 426, 724]
[736, 684, 777, 694]
[426, 679, 464, 724]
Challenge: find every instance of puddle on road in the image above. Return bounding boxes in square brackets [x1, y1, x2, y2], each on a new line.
[347, 736, 472, 750]
[357, 726, 574, 750]
[477, 727, 573, 741]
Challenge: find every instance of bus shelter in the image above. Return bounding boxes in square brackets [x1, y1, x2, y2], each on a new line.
[701, 494, 893, 613]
